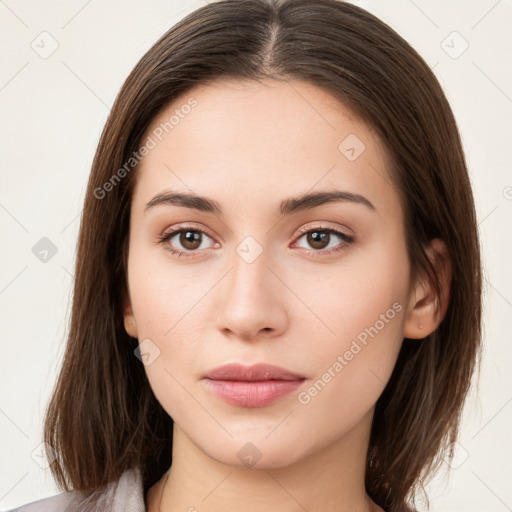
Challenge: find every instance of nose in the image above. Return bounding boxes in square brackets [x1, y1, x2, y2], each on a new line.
[215, 242, 289, 342]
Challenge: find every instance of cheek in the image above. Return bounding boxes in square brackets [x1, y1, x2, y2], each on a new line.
[126, 245, 203, 408]
[294, 286, 407, 436]
[297, 293, 406, 408]
[289, 237, 410, 345]
[291, 241, 409, 406]
[129, 276, 205, 422]
[127, 237, 210, 338]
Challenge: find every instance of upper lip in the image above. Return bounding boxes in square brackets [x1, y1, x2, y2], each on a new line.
[203, 363, 305, 381]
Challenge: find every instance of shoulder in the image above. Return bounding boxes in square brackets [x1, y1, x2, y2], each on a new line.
[3, 490, 80, 512]
[4, 467, 146, 512]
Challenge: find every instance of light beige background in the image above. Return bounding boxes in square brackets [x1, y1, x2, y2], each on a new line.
[0, 0, 511, 510]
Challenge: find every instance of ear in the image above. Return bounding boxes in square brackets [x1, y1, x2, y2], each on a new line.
[403, 238, 452, 339]
[123, 294, 138, 339]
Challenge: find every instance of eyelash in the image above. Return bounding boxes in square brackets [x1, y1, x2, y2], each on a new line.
[156, 223, 355, 259]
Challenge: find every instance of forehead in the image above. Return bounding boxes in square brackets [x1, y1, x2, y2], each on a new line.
[144, 78, 369, 156]
[132, 78, 398, 220]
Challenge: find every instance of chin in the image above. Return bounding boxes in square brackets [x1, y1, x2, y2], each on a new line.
[199, 434, 308, 470]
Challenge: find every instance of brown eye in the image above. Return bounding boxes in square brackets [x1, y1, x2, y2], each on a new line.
[179, 230, 203, 250]
[157, 226, 217, 257]
[294, 227, 354, 256]
[306, 231, 331, 250]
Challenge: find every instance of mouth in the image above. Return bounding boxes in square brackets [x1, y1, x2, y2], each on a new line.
[202, 363, 306, 408]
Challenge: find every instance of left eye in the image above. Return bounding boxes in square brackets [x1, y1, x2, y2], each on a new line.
[293, 227, 354, 254]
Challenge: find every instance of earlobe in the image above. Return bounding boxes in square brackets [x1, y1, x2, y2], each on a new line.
[123, 297, 138, 339]
[403, 238, 452, 340]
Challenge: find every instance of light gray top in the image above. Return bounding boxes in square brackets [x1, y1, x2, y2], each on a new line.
[4, 467, 146, 512]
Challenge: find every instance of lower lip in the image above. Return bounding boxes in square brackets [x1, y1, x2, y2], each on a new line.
[204, 379, 304, 408]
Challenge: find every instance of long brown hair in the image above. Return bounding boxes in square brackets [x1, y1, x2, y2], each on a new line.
[43, 1, 482, 510]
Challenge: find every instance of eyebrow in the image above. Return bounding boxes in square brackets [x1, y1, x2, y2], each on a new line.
[144, 189, 376, 216]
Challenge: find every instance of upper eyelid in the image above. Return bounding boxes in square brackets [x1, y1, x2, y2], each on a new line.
[161, 221, 351, 237]
[161, 222, 353, 246]
[161, 223, 217, 242]
[295, 222, 353, 237]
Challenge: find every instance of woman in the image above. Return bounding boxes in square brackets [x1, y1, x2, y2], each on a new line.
[8, 0, 481, 511]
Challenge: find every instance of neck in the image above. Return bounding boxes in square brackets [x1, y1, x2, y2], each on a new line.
[156, 410, 381, 512]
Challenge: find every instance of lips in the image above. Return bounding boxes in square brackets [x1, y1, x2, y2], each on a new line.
[203, 363, 306, 382]
[203, 363, 306, 408]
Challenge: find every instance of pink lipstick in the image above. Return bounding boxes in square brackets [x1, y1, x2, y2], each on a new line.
[203, 363, 305, 408]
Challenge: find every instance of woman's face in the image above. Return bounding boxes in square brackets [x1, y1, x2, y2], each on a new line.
[124, 78, 415, 468]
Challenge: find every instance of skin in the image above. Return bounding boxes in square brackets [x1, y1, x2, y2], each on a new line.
[123, 78, 450, 512]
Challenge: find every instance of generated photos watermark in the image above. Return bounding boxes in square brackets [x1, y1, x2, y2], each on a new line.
[94, 97, 198, 200]
[298, 301, 403, 405]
